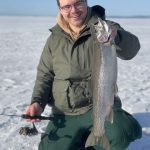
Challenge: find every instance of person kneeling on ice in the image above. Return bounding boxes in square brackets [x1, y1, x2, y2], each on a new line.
[25, 0, 142, 149]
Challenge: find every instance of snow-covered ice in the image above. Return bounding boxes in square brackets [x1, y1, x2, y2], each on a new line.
[0, 16, 150, 150]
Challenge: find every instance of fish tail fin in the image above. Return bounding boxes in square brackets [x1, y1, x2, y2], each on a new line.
[100, 134, 110, 150]
[85, 131, 110, 150]
[85, 131, 95, 148]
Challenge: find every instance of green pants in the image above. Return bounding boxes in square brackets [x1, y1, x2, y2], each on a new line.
[39, 98, 142, 150]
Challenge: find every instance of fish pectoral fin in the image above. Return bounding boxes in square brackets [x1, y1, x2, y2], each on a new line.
[106, 109, 114, 124]
[85, 132, 110, 150]
[113, 43, 122, 51]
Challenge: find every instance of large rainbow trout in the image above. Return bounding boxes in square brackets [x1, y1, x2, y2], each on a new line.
[85, 19, 118, 150]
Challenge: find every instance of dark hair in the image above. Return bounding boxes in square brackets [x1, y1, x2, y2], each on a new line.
[56, 0, 59, 6]
[57, 0, 87, 6]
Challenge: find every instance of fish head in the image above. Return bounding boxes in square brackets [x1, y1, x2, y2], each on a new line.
[92, 18, 112, 43]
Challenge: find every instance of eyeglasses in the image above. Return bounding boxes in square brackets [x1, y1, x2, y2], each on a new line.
[59, 0, 86, 13]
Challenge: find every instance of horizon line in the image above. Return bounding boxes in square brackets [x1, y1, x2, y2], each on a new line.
[0, 14, 150, 18]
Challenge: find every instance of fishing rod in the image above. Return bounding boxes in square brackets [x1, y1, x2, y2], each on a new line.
[0, 113, 54, 136]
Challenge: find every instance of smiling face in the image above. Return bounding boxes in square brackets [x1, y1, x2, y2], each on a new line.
[59, 0, 88, 28]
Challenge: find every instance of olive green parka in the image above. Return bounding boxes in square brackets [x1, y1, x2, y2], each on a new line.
[31, 5, 140, 115]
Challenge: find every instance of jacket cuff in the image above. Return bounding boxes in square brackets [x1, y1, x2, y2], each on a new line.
[30, 99, 46, 111]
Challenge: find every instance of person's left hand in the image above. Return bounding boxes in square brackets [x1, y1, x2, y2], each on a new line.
[25, 102, 43, 122]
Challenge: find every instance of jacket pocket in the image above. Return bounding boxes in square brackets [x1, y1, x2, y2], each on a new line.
[68, 80, 92, 109]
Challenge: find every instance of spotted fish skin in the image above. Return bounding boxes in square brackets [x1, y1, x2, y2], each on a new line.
[85, 19, 117, 150]
[93, 42, 117, 137]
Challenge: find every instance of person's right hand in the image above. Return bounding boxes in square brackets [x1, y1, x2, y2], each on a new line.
[25, 102, 43, 122]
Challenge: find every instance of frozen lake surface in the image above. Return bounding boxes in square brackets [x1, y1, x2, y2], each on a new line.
[0, 16, 150, 150]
